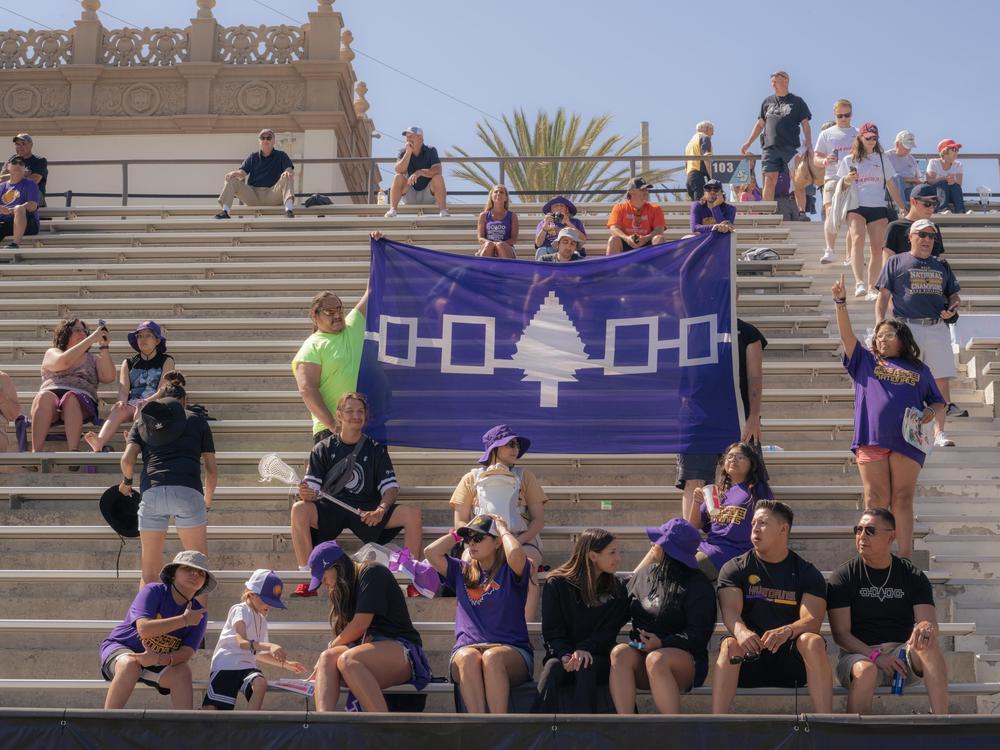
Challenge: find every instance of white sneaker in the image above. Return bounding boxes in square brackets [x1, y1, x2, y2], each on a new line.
[934, 432, 955, 448]
[438, 209, 451, 217]
[938, 208, 952, 215]
[820, 248, 835, 264]
[966, 209, 975, 215]
[855, 281, 867, 297]
[865, 290, 879, 302]
[843, 258, 852, 266]
[383, 207, 398, 218]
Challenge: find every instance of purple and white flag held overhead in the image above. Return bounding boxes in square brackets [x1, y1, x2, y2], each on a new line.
[358, 233, 740, 454]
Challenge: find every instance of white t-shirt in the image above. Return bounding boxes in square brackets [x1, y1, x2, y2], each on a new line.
[815, 126, 859, 179]
[838, 152, 896, 208]
[926, 158, 963, 181]
[210, 602, 269, 671]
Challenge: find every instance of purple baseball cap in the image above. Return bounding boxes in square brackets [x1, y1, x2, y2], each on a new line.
[645, 518, 701, 569]
[127, 320, 167, 353]
[307, 540, 344, 592]
[478, 424, 531, 465]
[245, 569, 287, 609]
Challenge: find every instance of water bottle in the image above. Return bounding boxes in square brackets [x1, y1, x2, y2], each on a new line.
[761, 445, 784, 453]
[891, 648, 907, 695]
[376, 188, 386, 205]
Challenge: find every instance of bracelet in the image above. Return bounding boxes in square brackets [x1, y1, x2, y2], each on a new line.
[869, 648, 882, 663]
[833, 298, 847, 305]
[448, 530, 462, 543]
[99, 345, 110, 350]
[122, 476, 132, 485]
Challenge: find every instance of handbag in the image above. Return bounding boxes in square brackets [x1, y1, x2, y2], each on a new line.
[878, 152, 899, 222]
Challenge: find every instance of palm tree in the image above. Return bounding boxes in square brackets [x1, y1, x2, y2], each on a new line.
[448, 109, 682, 203]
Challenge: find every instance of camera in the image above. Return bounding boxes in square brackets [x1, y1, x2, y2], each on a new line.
[553, 212, 565, 223]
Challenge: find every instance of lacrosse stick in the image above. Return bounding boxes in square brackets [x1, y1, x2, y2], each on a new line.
[258, 453, 362, 517]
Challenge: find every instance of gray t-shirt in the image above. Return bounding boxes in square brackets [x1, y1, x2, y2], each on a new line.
[875, 253, 960, 320]
[886, 150, 919, 180]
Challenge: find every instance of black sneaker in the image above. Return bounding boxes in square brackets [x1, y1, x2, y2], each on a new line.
[6, 241, 18, 249]
[946, 402, 969, 418]
[214, 211, 231, 219]
[285, 209, 295, 218]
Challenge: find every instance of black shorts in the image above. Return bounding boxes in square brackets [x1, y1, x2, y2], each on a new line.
[0, 213, 39, 239]
[100, 647, 171, 696]
[846, 206, 889, 224]
[202, 668, 264, 709]
[686, 171, 708, 200]
[675, 452, 720, 489]
[761, 146, 798, 174]
[731, 637, 810, 689]
[311, 498, 402, 546]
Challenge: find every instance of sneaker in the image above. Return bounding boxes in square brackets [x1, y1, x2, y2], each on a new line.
[383, 208, 398, 218]
[934, 432, 955, 448]
[291, 582, 317, 598]
[6, 241, 18, 249]
[214, 211, 231, 219]
[938, 208, 952, 215]
[946, 402, 969, 417]
[820, 248, 835, 264]
[855, 281, 867, 297]
[966, 209, 975, 215]
[796, 214, 812, 222]
[865, 290, 879, 302]
[843, 258, 852, 266]
[438, 209, 451, 217]
[285, 209, 295, 218]
[406, 583, 421, 598]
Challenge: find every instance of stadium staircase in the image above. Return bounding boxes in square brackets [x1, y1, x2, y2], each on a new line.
[0, 200, 997, 714]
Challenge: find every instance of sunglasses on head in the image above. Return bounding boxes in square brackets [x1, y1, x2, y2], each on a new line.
[853, 525, 882, 536]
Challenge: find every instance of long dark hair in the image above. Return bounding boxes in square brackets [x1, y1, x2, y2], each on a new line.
[714, 442, 770, 500]
[649, 554, 688, 616]
[326, 556, 364, 636]
[52, 318, 83, 351]
[547, 528, 618, 608]
[872, 320, 922, 366]
[850, 133, 884, 164]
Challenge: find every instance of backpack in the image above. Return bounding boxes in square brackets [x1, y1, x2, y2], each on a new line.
[741, 247, 781, 261]
[471, 464, 528, 534]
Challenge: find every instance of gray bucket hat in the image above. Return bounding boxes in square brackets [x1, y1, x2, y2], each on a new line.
[160, 550, 217, 595]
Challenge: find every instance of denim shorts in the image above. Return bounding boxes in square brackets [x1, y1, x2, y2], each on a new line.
[138, 485, 207, 531]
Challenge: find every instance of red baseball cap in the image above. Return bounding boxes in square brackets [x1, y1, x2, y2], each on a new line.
[859, 122, 879, 138]
[937, 138, 962, 153]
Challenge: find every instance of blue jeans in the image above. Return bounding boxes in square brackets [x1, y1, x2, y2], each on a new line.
[930, 180, 965, 212]
[892, 176, 914, 204]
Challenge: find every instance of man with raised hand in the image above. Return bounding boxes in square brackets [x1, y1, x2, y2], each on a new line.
[385, 126, 449, 218]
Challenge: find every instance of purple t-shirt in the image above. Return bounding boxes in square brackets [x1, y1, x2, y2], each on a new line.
[444, 555, 530, 654]
[0, 178, 40, 217]
[698, 481, 774, 569]
[534, 216, 586, 250]
[845, 345, 944, 466]
[690, 202, 738, 233]
[100, 583, 207, 665]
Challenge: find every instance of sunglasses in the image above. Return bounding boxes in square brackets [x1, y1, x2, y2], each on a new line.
[914, 231, 936, 239]
[318, 307, 343, 316]
[874, 331, 898, 341]
[836, 112, 852, 118]
[704, 187, 721, 193]
[862, 135, 878, 142]
[853, 525, 883, 537]
[466, 533, 489, 544]
[916, 199, 938, 208]
[259, 135, 274, 141]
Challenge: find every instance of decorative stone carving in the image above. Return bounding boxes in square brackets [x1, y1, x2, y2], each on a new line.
[93, 82, 186, 116]
[196, 0, 216, 19]
[102, 27, 189, 66]
[317, 0, 334, 11]
[2, 85, 40, 117]
[340, 29, 354, 62]
[81, 0, 101, 21]
[0, 29, 73, 69]
[353, 81, 369, 117]
[0, 84, 69, 117]
[217, 24, 304, 64]
[212, 80, 305, 115]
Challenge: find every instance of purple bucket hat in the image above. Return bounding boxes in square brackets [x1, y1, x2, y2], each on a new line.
[478, 424, 531, 465]
[307, 540, 345, 592]
[645, 518, 701, 569]
[127, 320, 167, 353]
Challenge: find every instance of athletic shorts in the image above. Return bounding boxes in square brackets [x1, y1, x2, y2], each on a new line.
[847, 206, 889, 224]
[675, 452, 720, 489]
[761, 146, 798, 174]
[836, 643, 921, 689]
[856, 445, 892, 464]
[101, 647, 171, 695]
[728, 636, 812, 689]
[42, 388, 98, 426]
[401, 185, 435, 205]
[202, 668, 265, 709]
[311, 498, 402, 547]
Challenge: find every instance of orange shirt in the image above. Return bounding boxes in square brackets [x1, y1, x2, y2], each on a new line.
[607, 201, 666, 236]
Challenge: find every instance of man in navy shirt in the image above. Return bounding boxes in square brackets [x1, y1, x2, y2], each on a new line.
[216, 128, 296, 219]
[2, 134, 47, 206]
[0, 157, 41, 256]
[875, 219, 964, 447]
[384, 126, 449, 218]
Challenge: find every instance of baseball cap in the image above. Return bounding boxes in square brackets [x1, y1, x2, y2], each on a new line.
[258, 128, 275, 138]
[895, 130, 916, 149]
[456, 514, 500, 542]
[859, 122, 879, 138]
[910, 184, 938, 201]
[307, 540, 344, 592]
[703, 179, 724, 191]
[626, 177, 655, 193]
[12, 133, 31, 143]
[245, 569, 287, 609]
[554, 227, 581, 245]
[402, 126, 423, 136]
[937, 138, 962, 153]
[909, 219, 937, 235]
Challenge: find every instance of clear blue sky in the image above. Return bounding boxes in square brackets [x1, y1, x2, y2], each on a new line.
[10, 0, 1000, 198]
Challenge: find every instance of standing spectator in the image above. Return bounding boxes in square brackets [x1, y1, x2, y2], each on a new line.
[0, 156, 41, 252]
[739, 71, 812, 202]
[31, 319, 116, 452]
[539, 227, 584, 263]
[476, 185, 519, 259]
[216, 128, 295, 218]
[690, 179, 736, 234]
[424, 515, 533, 714]
[886, 131, 922, 205]
[292, 288, 369, 441]
[882, 185, 945, 264]
[609, 519, 716, 715]
[3, 134, 47, 206]
[684, 121, 714, 200]
[534, 196, 588, 258]
[837, 123, 906, 300]
[385, 126, 449, 218]
[606, 177, 666, 255]
[100, 550, 213, 710]
[828, 508, 950, 715]
[875, 220, 964, 447]
[832, 273, 945, 558]
[532, 528, 628, 714]
[712, 500, 833, 714]
[815, 100, 858, 263]
[0, 370, 23, 453]
[926, 139, 968, 214]
[291, 392, 421, 596]
[120, 388, 217, 587]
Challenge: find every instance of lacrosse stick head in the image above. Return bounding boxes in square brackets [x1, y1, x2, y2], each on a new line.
[258, 453, 300, 485]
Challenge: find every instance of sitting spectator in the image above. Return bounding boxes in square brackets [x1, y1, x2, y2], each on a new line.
[606, 177, 666, 255]
[828, 508, 950, 715]
[0, 156, 41, 254]
[202, 570, 306, 710]
[425, 514, 533, 714]
[712, 500, 832, 714]
[685, 442, 774, 582]
[690, 179, 736, 234]
[309, 541, 432, 712]
[100, 550, 213, 709]
[3, 134, 47, 206]
[876, 219, 965, 445]
[610, 519, 715, 715]
[84, 321, 175, 453]
[539, 227, 584, 263]
[477, 185, 519, 259]
[882, 185, 945, 264]
[291, 392, 421, 596]
[450, 424, 547, 621]
[837, 123, 906, 300]
[814, 100, 858, 263]
[684, 121, 714, 200]
[121, 386, 216, 586]
[385, 126, 449, 217]
[0, 370, 23, 452]
[832, 274, 945, 558]
[534, 195, 588, 258]
[216, 128, 295, 219]
[926, 139, 968, 214]
[736, 172, 762, 202]
[886, 130, 922, 205]
[532, 528, 627, 714]
[31, 319, 115, 452]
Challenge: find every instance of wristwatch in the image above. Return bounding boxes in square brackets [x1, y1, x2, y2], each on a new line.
[122, 476, 133, 485]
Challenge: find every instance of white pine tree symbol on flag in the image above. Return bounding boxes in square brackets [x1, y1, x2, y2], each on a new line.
[511, 291, 592, 407]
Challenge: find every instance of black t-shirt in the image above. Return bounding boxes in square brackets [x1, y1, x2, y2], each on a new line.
[304, 435, 398, 511]
[355, 563, 422, 645]
[127, 412, 215, 493]
[737, 319, 768, 418]
[8, 153, 48, 198]
[239, 149, 294, 188]
[398, 146, 440, 192]
[717, 549, 826, 635]
[126, 350, 170, 402]
[759, 94, 811, 150]
[826, 555, 934, 645]
[884, 218, 945, 257]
